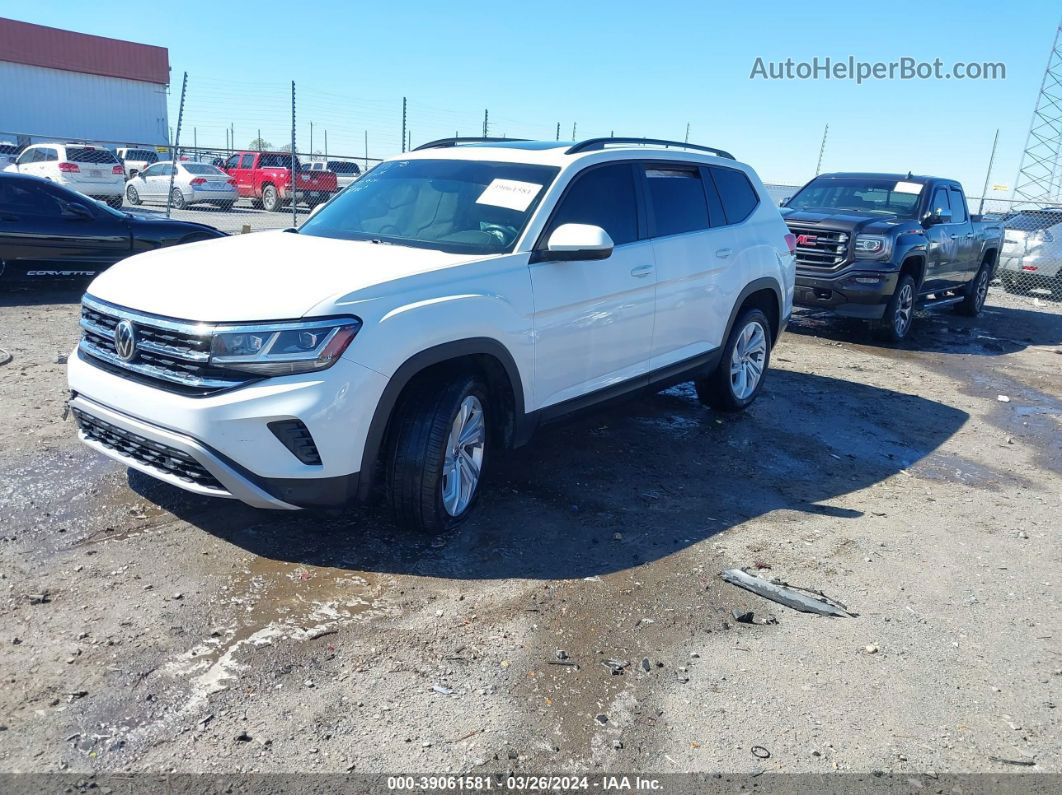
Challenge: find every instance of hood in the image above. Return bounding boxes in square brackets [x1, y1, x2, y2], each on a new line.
[781, 208, 914, 235]
[87, 230, 481, 322]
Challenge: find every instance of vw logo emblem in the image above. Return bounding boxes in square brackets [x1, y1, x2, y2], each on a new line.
[114, 319, 137, 362]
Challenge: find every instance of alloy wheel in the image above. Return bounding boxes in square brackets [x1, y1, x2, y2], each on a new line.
[894, 282, 914, 336]
[729, 321, 767, 400]
[441, 396, 486, 517]
[975, 269, 989, 310]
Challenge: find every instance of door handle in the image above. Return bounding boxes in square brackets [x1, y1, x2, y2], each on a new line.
[630, 264, 654, 278]
[950, 234, 959, 239]
[716, 248, 732, 258]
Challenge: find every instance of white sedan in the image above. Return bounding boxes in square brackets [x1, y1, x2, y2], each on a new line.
[125, 161, 238, 210]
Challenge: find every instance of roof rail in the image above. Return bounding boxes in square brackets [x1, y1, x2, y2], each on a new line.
[412, 137, 531, 151]
[565, 137, 735, 160]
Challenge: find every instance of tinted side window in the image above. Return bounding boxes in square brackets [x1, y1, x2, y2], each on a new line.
[547, 164, 638, 246]
[948, 188, 967, 223]
[645, 166, 710, 237]
[240, 154, 255, 168]
[0, 180, 64, 216]
[930, 187, 951, 216]
[710, 167, 759, 225]
[42, 148, 59, 162]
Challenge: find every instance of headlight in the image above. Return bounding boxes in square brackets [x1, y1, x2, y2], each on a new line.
[210, 317, 361, 375]
[853, 235, 889, 257]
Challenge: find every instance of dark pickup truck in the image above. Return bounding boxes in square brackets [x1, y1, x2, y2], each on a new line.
[781, 173, 1003, 340]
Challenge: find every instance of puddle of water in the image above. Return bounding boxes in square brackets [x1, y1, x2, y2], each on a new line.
[165, 556, 394, 712]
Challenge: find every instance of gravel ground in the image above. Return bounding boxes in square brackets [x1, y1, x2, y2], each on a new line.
[0, 285, 1059, 781]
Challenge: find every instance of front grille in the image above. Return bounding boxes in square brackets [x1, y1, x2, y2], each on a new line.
[79, 296, 252, 396]
[786, 224, 850, 271]
[72, 408, 226, 492]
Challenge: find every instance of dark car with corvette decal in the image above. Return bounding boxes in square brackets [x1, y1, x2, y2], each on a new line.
[781, 173, 1003, 340]
[0, 173, 224, 284]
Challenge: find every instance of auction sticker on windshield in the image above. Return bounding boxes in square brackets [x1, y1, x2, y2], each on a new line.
[894, 181, 923, 194]
[476, 179, 543, 211]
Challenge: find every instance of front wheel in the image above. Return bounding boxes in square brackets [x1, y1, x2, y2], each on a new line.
[879, 274, 916, 341]
[956, 259, 991, 316]
[695, 308, 772, 412]
[386, 374, 490, 534]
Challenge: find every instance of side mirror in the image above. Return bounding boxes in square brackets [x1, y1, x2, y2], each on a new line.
[543, 223, 614, 261]
[67, 203, 95, 220]
[925, 208, 953, 226]
[779, 196, 791, 207]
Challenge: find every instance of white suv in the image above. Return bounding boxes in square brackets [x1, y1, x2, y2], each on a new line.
[4, 143, 125, 208]
[68, 137, 796, 532]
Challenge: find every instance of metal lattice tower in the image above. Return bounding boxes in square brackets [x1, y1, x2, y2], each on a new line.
[1013, 20, 1062, 205]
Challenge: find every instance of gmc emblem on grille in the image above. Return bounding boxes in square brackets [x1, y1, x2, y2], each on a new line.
[114, 320, 137, 362]
[796, 234, 818, 247]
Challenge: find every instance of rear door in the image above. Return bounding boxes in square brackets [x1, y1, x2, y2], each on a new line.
[948, 187, 978, 282]
[0, 179, 128, 279]
[644, 162, 736, 370]
[529, 162, 656, 408]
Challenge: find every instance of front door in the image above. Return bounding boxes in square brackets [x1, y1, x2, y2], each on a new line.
[923, 186, 956, 293]
[529, 162, 656, 410]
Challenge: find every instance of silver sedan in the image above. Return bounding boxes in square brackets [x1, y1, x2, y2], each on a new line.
[125, 161, 239, 210]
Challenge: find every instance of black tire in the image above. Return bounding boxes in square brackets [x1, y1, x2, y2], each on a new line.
[262, 184, 282, 212]
[250, 198, 264, 210]
[956, 257, 992, 316]
[385, 374, 490, 534]
[106, 196, 123, 210]
[170, 189, 186, 210]
[879, 273, 916, 341]
[125, 185, 141, 206]
[694, 308, 772, 412]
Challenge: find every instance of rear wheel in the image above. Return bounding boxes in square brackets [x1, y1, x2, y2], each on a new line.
[695, 308, 772, 412]
[879, 274, 916, 341]
[169, 189, 186, 210]
[125, 185, 141, 206]
[262, 184, 282, 212]
[956, 258, 991, 316]
[386, 374, 489, 534]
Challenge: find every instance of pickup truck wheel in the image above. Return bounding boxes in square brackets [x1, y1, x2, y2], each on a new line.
[262, 184, 282, 212]
[125, 185, 141, 205]
[386, 374, 489, 533]
[879, 274, 916, 341]
[695, 308, 771, 412]
[956, 259, 991, 316]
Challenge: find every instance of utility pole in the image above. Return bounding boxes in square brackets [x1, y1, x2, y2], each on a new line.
[408, 130, 412, 150]
[165, 72, 187, 218]
[482, 109, 489, 137]
[572, 122, 577, 139]
[401, 96, 407, 153]
[684, 122, 690, 143]
[364, 130, 368, 170]
[815, 123, 829, 176]
[324, 129, 328, 162]
[555, 122, 560, 141]
[291, 81, 297, 227]
[310, 121, 314, 158]
[257, 129, 261, 151]
[978, 128, 1000, 215]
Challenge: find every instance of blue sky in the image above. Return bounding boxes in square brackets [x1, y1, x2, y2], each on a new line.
[13, 0, 1061, 194]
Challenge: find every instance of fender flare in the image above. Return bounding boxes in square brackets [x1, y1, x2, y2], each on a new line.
[723, 276, 785, 343]
[356, 337, 526, 499]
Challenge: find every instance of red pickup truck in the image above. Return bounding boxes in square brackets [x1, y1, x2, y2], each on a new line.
[221, 151, 338, 212]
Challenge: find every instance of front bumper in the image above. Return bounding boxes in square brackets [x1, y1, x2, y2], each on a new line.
[794, 266, 899, 320]
[68, 349, 389, 509]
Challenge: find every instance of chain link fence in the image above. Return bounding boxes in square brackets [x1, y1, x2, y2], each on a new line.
[3, 74, 1060, 307]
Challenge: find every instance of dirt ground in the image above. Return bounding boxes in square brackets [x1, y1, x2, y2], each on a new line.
[0, 284, 1059, 783]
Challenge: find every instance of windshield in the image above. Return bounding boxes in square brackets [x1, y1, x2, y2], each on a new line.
[298, 158, 560, 255]
[125, 150, 158, 162]
[787, 177, 923, 218]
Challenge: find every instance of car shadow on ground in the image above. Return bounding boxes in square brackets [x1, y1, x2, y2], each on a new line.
[788, 298, 1062, 356]
[130, 368, 970, 581]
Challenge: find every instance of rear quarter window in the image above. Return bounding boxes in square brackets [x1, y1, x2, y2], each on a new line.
[709, 167, 759, 225]
[645, 166, 711, 237]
